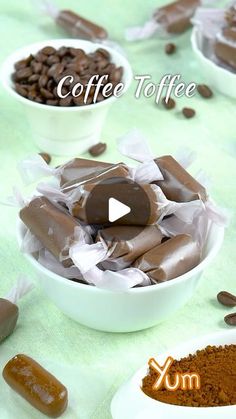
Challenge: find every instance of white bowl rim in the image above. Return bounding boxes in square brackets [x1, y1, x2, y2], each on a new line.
[112, 329, 236, 413]
[191, 27, 236, 80]
[17, 219, 224, 295]
[0, 38, 133, 112]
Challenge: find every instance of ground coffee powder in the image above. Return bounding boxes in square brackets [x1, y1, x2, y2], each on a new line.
[142, 345, 236, 407]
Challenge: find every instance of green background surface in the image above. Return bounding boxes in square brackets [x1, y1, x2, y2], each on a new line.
[0, 0, 235, 418]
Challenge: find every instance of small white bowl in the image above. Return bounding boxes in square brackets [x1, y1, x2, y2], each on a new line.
[111, 330, 236, 419]
[0, 39, 132, 156]
[191, 27, 236, 98]
[17, 220, 224, 333]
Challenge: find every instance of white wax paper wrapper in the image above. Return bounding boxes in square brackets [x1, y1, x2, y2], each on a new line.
[125, 18, 160, 41]
[82, 266, 151, 290]
[192, 7, 226, 39]
[0, 187, 27, 208]
[38, 249, 83, 280]
[5, 276, 34, 304]
[18, 154, 58, 185]
[21, 229, 44, 254]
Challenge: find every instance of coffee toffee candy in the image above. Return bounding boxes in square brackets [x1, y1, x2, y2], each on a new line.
[3, 354, 68, 417]
[215, 28, 236, 71]
[154, 155, 207, 203]
[153, 0, 201, 34]
[56, 10, 108, 40]
[62, 162, 130, 192]
[20, 196, 86, 267]
[59, 158, 113, 186]
[133, 234, 201, 283]
[0, 299, 18, 343]
[71, 180, 162, 225]
[226, 5, 236, 28]
[96, 225, 163, 271]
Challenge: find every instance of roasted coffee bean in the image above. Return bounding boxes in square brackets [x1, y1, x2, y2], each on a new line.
[34, 96, 44, 104]
[15, 84, 28, 97]
[197, 84, 213, 99]
[35, 52, 48, 63]
[96, 48, 110, 60]
[40, 88, 54, 99]
[40, 46, 56, 56]
[217, 291, 236, 307]
[48, 63, 64, 79]
[162, 97, 176, 110]
[47, 54, 60, 66]
[111, 66, 123, 82]
[46, 99, 59, 106]
[31, 61, 43, 74]
[38, 75, 49, 88]
[28, 74, 40, 83]
[28, 90, 37, 100]
[89, 142, 107, 157]
[58, 46, 69, 57]
[14, 59, 29, 71]
[47, 78, 54, 91]
[39, 152, 51, 164]
[224, 313, 236, 326]
[165, 43, 176, 55]
[15, 67, 33, 81]
[59, 96, 73, 106]
[182, 107, 196, 118]
[73, 96, 85, 106]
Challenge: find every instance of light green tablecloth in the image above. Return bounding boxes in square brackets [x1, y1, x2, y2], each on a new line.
[0, 1, 235, 418]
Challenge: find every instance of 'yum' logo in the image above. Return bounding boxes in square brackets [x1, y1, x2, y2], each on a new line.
[149, 357, 201, 391]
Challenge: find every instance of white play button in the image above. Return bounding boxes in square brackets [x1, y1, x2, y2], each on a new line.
[108, 198, 131, 223]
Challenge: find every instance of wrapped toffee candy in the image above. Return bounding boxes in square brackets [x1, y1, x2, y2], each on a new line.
[62, 162, 131, 192]
[20, 196, 91, 267]
[3, 354, 68, 417]
[215, 28, 236, 71]
[0, 277, 33, 343]
[133, 234, 201, 283]
[154, 155, 207, 202]
[126, 0, 202, 41]
[118, 129, 207, 202]
[19, 153, 162, 187]
[69, 225, 163, 272]
[38, 0, 108, 41]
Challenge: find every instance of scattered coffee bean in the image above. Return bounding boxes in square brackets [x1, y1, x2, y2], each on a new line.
[162, 97, 176, 110]
[12, 46, 123, 107]
[165, 43, 176, 55]
[89, 142, 107, 157]
[39, 152, 51, 165]
[217, 291, 236, 307]
[224, 313, 236, 326]
[197, 84, 213, 99]
[182, 107, 196, 118]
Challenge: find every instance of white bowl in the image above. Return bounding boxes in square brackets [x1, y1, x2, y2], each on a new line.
[0, 39, 132, 156]
[17, 221, 224, 333]
[191, 28, 236, 98]
[111, 330, 236, 418]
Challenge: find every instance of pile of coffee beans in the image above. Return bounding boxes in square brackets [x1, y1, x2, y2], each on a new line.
[12, 46, 123, 107]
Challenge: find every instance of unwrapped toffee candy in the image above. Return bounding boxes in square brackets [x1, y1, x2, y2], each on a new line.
[3, 354, 68, 417]
[20, 196, 89, 267]
[0, 299, 18, 343]
[133, 234, 201, 283]
[97, 225, 163, 271]
[56, 10, 108, 40]
[215, 28, 236, 71]
[154, 155, 207, 202]
[153, 0, 201, 34]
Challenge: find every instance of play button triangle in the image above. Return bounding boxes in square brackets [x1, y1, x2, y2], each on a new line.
[108, 198, 131, 223]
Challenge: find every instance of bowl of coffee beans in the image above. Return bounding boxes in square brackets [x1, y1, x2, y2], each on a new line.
[1, 39, 132, 156]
